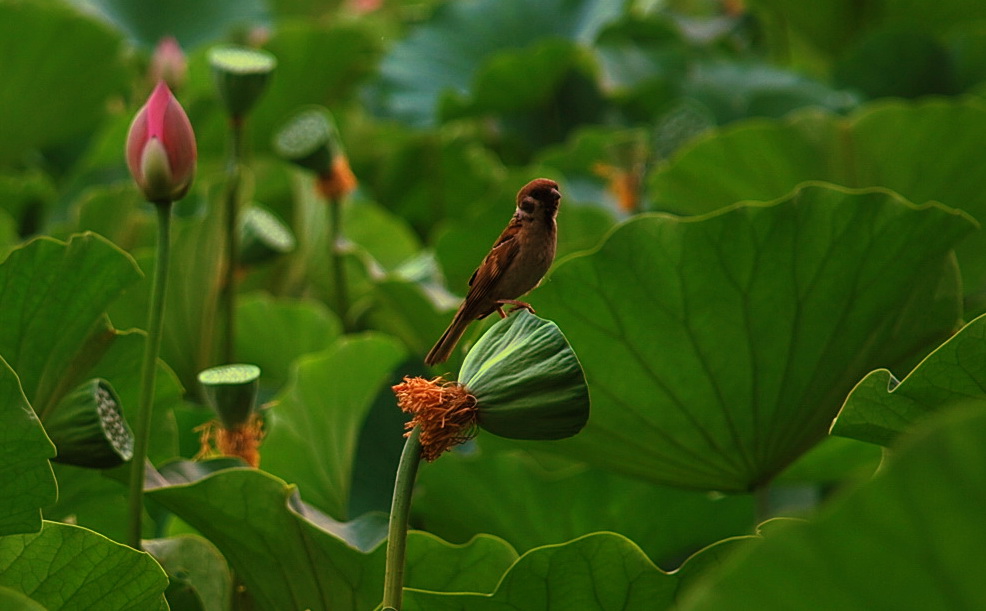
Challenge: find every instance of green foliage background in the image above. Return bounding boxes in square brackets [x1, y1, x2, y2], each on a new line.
[3, 0, 986, 609]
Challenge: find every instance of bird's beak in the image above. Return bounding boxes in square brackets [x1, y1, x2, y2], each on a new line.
[550, 187, 561, 201]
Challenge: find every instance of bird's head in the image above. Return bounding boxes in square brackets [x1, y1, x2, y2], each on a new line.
[516, 178, 561, 221]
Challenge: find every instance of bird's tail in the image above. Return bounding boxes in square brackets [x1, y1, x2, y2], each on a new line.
[425, 308, 473, 365]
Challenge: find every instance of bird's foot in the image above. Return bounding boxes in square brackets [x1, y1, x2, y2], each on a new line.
[495, 299, 536, 316]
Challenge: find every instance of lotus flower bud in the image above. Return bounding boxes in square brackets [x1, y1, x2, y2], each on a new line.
[126, 81, 197, 204]
[148, 36, 187, 91]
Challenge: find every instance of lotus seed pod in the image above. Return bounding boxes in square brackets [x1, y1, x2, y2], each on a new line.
[239, 203, 296, 266]
[272, 106, 342, 176]
[459, 311, 590, 440]
[45, 379, 134, 469]
[199, 364, 262, 430]
[209, 45, 276, 119]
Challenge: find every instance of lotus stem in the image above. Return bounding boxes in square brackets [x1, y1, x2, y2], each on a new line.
[382, 426, 423, 610]
[127, 200, 173, 549]
[328, 194, 350, 329]
[221, 118, 245, 363]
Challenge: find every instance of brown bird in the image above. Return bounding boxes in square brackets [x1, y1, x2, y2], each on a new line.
[425, 178, 561, 365]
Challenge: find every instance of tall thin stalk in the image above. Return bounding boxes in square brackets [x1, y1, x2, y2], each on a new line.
[327, 194, 349, 329]
[382, 426, 423, 610]
[127, 201, 173, 549]
[221, 118, 245, 363]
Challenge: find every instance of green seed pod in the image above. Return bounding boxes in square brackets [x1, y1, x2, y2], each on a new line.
[45, 378, 134, 469]
[209, 45, 276, 119]
[272, 106, 342, 175]
[198, 364, 261, 429]
[239, 203, 296, 266]
[458, 310, 590, 440]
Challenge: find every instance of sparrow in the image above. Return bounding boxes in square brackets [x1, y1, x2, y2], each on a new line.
[425, 178, 561, 365]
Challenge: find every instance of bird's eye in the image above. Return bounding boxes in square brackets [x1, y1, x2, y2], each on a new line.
[520, 197, 536, 213]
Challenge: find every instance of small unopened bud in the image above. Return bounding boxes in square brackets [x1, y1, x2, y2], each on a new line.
[149, 36, 187, 92]
[126, 81, 197, 204]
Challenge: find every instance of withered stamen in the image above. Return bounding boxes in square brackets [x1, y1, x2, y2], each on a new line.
[392, 376, 478, 461]
[195, 413, 266, 467]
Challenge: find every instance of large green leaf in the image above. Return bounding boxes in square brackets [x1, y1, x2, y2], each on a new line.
[413, 448, 753, 566]
[0, 233, 143, 418]
[110, 204, 226, 392]
[68, 0, 270, 49]
[148, 461, 387, 611]
[401, 532, 755, 610]
[404, 533, 517, 594]
[647, 99, 986, 299]
[833, 312, 986, 446]
[356, 128, 507, 238]
[0, 357, 56, 536]
[249, 19, 384, 151]
[0, 521, 168, 610]
[680, 404, 986, 610]
[343, 199, 423, 272]
[747, 0, 986, 60]
[0, 168, 56, 239]
[530, 183, 973, 491]
[0, 1, 127, 161]
[234, 292, 342, 391]
[261, 334, 406, 519]
[146, 461, 519, 611]
[366, 280, 451, 359]
[832, 28, 958, 99]
[680, 59, 858, 124]
[0, 586, 45, 611]
[370, 0, 622, 126]
[144, 535, 231, 611]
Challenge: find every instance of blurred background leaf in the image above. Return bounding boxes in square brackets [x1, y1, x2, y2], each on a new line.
[68, 0, 271, 49]
[261, 333, 405, 519]
[0, 1, 128, 164]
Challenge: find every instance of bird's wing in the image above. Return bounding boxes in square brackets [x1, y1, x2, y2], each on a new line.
[462, 218, 522, 317]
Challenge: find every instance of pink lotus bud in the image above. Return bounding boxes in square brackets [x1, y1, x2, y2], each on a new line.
[126, 81, 197, 204]
[148, 36, 187, 91]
